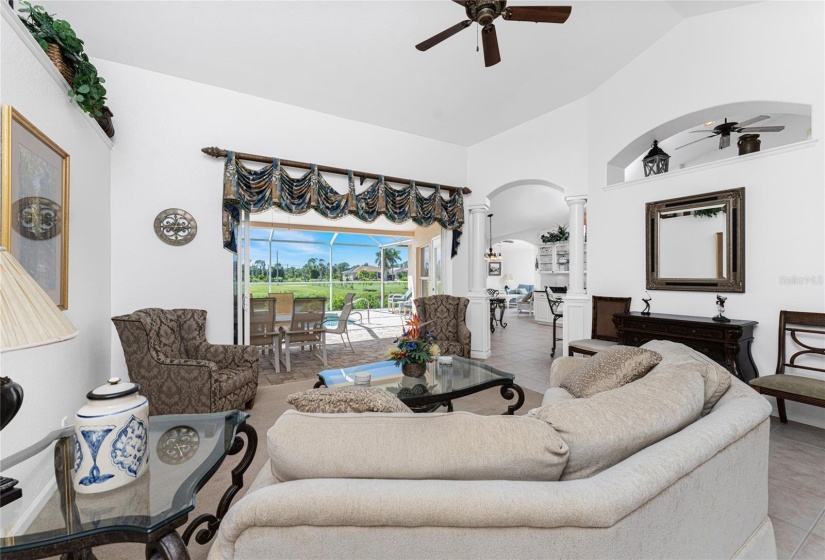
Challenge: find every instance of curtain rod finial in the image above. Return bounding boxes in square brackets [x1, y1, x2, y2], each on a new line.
[202, 146, 224, 158]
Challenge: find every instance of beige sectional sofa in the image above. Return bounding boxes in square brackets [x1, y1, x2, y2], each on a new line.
[209, 342, 775, 560]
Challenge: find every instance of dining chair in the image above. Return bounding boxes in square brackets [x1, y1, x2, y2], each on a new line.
[568, 296, 631, 356]
[278, 297, 328, 372]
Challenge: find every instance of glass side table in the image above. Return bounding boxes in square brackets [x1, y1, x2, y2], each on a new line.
[0, 410, 256, 560]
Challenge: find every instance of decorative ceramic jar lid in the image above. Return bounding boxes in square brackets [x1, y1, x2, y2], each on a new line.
[86, 377, 141, 400]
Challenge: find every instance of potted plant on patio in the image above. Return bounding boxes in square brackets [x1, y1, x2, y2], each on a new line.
[388, 315, 439, 378]
[18, 2, 114, 137]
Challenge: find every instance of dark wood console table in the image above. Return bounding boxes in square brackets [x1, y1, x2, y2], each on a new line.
[613, 312, 759, 382]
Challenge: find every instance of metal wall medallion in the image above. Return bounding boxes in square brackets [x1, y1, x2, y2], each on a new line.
[154, 208, 197, 246]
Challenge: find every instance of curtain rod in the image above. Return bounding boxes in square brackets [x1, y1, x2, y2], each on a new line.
[201, 146, 471, 195]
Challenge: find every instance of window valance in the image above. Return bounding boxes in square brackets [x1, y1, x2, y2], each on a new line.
[221, 152, 464, 256]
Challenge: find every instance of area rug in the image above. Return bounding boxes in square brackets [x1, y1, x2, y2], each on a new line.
[83, 380, 544, 560]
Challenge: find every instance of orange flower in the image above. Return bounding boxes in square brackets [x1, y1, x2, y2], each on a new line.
[405, 314, 422, 340]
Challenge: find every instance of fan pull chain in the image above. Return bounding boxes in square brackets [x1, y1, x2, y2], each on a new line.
[476, 23, 479, 52]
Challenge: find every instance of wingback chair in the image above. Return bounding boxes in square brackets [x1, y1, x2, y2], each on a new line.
[112, 308, 259, 415]
[413, 295, 471, 358]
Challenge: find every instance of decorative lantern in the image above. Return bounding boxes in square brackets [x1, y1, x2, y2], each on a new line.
[642, 140, 670, 177]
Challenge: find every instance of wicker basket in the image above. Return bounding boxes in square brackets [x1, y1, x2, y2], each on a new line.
[46, 43, 74, 85]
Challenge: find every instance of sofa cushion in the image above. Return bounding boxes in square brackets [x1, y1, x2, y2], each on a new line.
[559, 345, 663, 398]
[541, 387, 575, 406]
[268, 410, 569, 482]
[642, 340, 731, 416]
[287, 387, 412, 414]
[528, 369, 704, 480]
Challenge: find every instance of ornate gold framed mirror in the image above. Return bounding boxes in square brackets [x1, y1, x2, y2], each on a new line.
[646, 187, 744, 292]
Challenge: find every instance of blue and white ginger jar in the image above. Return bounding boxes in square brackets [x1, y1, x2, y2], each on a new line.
[74, 377, 149, 494]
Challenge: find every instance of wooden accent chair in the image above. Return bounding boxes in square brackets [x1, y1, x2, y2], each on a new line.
[112, 309, 258, 415]
[278, 297, 328, 372]
[568, 296, 631, 356]
[750, 311, 825, 422]
[413, 295, 471, 358]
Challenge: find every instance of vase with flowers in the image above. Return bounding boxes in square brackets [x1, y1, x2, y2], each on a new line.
[388, 315, 440, 378]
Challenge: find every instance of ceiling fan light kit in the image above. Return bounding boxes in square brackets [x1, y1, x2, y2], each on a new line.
[416, 1, 572, 67]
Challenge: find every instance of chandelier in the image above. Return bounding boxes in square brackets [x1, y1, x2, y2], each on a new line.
[484, 213, 502, 262]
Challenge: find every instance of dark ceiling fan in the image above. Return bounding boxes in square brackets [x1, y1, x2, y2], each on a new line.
[415, 1, 572, 67]
[675, 116, 785, 150]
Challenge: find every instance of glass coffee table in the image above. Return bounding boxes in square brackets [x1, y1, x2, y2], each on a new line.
[314, 357, 525, 414]
[0, 410, 256, 560]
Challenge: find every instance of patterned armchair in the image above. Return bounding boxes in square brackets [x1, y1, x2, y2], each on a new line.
[112, 308, 259, 415]
[412, 295, 471, 358]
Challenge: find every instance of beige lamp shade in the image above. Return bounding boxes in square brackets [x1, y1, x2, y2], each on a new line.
[0, 247, 77, 351]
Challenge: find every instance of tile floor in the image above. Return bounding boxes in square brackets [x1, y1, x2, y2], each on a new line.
[260, 306, 825, 559]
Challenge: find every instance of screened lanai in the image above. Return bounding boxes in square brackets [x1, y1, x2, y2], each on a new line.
[248, 225, 411, 310]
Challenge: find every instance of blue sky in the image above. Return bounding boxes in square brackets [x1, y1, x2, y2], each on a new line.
[248, 228, 408, 270]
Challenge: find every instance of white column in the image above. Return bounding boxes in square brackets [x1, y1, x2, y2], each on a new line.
[466, 203, 491, 359]
[562, 196, 588, 356]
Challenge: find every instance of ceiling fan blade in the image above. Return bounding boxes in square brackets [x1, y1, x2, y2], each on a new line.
[675, 134, 716, 150]
[416, 20, 472, 51]
[737, 126, 785, 133]
[719, 135, 731, 149]
[690, 129, 720, 133]
[482, 24, 501, 67]
[735, 115, 770, 128]
[452, 0, 472, 5]
[503, 6, 572, 23]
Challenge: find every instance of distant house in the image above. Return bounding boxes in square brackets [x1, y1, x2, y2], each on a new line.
[342, 265, 381, 281]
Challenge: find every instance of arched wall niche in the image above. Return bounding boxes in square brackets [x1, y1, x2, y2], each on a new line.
[606, 101, 813, 186]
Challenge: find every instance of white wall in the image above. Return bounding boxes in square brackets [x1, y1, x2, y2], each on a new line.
[467, 1, 825, 427]
[0, 9, 112, 515]
[94, 60, 467, 377]
[485, 241, 536, 291]
[585, 1, 825, 427]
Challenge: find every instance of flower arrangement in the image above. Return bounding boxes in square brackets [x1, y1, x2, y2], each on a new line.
[388, 314, 440, 367]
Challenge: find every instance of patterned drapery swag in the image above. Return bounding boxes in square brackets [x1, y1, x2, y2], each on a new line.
[221, 152, 464, 257]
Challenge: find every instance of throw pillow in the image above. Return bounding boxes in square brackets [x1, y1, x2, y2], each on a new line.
[268, 410, 569, 482]
[287, 386, 412, 414]
[559, 345, 663, 398]
[528, 369, 704, 480]
[641, 340, 731, 416]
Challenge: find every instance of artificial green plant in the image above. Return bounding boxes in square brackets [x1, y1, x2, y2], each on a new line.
[18, 2, 108, 118]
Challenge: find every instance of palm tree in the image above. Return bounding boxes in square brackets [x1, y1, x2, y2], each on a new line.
[375, 248, 402, 280]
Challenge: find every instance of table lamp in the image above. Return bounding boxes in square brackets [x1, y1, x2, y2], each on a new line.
[0, 247, 78, 506]
[501, 273, 514, 291]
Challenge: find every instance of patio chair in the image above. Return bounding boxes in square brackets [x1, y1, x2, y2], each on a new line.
[568, 296, 631, 356]
[325, 303, 355, 352]
[388, 289, 412, 313]
[278, 297, 328, 372]
[249, 294, 278, 355]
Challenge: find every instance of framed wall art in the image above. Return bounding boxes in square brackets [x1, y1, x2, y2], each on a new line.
[1, 105, 70, 309]
[487, 261, 501, 276]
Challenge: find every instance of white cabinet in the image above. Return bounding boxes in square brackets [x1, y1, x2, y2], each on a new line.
[537, 243, 571, 274]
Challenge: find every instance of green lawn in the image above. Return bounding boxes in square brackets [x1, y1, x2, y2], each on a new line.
[250, 281, 407, 310]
